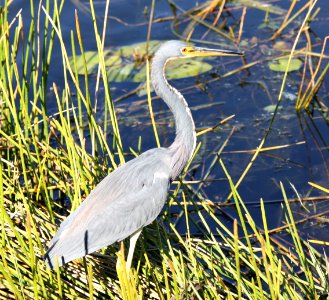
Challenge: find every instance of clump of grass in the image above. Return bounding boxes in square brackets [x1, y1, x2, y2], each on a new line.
[0, 0, 328, 299]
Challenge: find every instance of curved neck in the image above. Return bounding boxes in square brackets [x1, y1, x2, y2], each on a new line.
[151, 55, 196, 180]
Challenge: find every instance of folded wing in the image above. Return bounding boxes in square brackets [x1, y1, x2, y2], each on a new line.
[44, 148, 171, 269]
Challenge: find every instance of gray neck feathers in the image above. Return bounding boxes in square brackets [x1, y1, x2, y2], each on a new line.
[151, 54, 196, 180]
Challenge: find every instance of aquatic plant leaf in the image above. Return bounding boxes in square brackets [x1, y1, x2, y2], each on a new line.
[107, 63, 137, 82]
[133, 59, 212, 82]
[166, 59, 213, 80]
[105, 54, 122, 68]
[114, 40, 161, 58]
[69, 50, 121, 75]
[69, 41, 214, 82]
[273, 41, 290, 51]
[268, 59, 302, 72]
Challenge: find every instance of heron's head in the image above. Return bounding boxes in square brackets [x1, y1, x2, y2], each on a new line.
[156, 40, 244, 60]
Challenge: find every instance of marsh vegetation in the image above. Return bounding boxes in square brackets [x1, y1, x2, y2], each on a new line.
[0, 0, 328, 299]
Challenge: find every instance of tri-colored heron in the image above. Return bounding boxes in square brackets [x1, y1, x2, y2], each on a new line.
[44, 40, 243, 270]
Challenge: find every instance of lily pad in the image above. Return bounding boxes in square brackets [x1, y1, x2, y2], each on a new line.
[268, 58, 302, 72]
[272, 41, 290, 51]
[114, 40, 161, 58]
[69, 51, 121, 75]
[69, 40, 215, 83]
[132, 58, 212, 82]
[107, 64, 136, 82]
[166, 59, 212, 79]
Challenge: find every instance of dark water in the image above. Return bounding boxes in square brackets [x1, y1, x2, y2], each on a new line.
[6, 1, 329, 243]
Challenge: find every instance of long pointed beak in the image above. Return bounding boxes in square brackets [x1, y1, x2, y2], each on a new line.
[182, 46, 244, 57]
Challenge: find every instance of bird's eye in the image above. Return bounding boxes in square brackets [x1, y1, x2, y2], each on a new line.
[181, 47, 187, 53]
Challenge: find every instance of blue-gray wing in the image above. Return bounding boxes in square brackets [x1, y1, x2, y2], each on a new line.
[44, 148, 171, 268]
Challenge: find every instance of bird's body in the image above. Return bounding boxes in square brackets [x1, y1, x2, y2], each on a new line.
[46, 148, 171, 267]
[44, 40, 242, 269]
